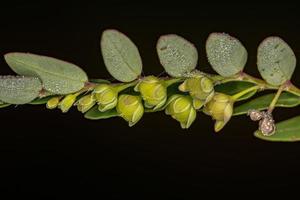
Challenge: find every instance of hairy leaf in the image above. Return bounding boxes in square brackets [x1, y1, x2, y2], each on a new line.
[157, 34, 198, 77]
[233, 92, 300, 116]
[257, 37, 296, 86]
[206, 33, 247, 77]
[101, 29, 142, 82]
[0, 75, 42, 104]
[4, 53, 88, 94]
[255, 116, 300, 142]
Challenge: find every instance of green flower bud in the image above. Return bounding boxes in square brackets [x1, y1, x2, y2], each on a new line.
[134, 76, 167, 110]
[93, 84, 118, 112]
[58, 93, 78, 113]
[165, 94, 197, 129]
[46, 96, 61, 109]
[203, 92, 234, 132]
[179, 76, 214, 109]
[116, 94, 144, 127]
[76, 94, 96, 113]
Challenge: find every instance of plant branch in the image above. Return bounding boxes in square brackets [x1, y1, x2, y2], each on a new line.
[267, 83, 285, 113]
[207, 71, 300, 97]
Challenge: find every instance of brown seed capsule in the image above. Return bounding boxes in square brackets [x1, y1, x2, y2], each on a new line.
[248, 109, 263, 121]
[259, 114, 276, 136]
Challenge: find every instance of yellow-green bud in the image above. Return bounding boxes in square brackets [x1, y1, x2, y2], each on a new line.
[134, 76, 167, 110]
[93, 84, 118, 112]
[58, 94, 78, 113]
[179, 76, 214, 109]
[76, 94, 96, 113]
[116, 94, 144, 127]
[165, 95, 197, 129]
[46, 96, 61, 109]
[203, 92, 234, 132]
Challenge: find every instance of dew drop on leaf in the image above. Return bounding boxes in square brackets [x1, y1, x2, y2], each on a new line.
[0, 75, 42, 104]
[257, 37, 296, 86]
[157, 34, 198, 77]
[206, 33, 247, 77]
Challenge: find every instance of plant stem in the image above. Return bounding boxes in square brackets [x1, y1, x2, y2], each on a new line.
[164, 78, 183, 87]
[285, 81, 300, 97]
[207, 71, 300, 97]
[267, 84, 285, 113]
[210, 72, 275, 89]
[115, 80, 138, 92]
[231, 85, 260, 101]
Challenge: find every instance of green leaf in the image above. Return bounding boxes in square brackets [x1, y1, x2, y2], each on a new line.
[84, 106, 119, 120]
[4, 53, 88, 94]
[0, 75, 42, 104]
[254, 116, 300, 142]
[89, 79, 110, 84]
[233, 92, 300, 116]
[206, 33, 247, 77]
[157, 34, 198, 77]
[0, 102, 11, 108]
[101, 29, 142, 82]
[215, 81, 257, 101]
[257, 37, 296, 86]
[29, 96, 53, 105]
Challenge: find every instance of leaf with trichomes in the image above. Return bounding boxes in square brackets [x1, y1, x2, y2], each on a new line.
[0, 76, 42, 104]
[257, 37, 296, 86]
[4, 53, 88, 94]
[206, 33, 247, 77]
[157, 34, 198, 77]
[101, 29, 142, 82]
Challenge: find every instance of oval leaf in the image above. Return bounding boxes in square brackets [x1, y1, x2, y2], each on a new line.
[157, 34, 198, 77]
[233, 92, 300, 116]
[0, 75, 42, 104]
[84, 106, 119, 120]
[206, 33, 247, 77]
[257, 37, 296, 86]
[215, 81, 256, 101]
[255, 116, 300, 142]
[101, 29, 142, 82]
[4, 53, 88, 94]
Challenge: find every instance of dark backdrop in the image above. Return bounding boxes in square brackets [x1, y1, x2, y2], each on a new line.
[1, 1, 300, 198]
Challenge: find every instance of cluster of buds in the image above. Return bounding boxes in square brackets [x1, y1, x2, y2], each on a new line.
[47, 92, 97, 113]
[44, 73, 235, 130]
[45, 74, 274, 132]
[248, 110, 276, 136]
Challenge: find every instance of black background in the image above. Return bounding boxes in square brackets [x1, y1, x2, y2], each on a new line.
[1, 1, 300, 198]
